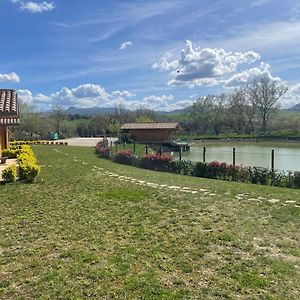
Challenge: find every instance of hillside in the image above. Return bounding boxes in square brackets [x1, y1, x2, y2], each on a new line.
[287, 103, 300, 111]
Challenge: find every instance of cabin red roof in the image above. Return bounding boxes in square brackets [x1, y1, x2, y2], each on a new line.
[121, 122, 181, 130]
[0, 89, 20, 125]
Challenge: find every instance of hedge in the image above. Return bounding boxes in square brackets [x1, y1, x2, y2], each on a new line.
[1, 145, 40, 183]
[96, 146, 300, 189]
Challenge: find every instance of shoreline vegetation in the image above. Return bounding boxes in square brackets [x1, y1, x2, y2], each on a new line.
[178, 131, 300, 142]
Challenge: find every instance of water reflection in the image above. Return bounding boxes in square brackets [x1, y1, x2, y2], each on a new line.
[171, 142, 300, 172]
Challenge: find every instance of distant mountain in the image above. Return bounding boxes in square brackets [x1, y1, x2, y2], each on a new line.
[67, 106, 119, 116]
[67, 106, 190, 116]
[287, 103, 300, 111]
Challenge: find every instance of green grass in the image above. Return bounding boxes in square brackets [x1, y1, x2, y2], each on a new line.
[0, 145, 299, 299]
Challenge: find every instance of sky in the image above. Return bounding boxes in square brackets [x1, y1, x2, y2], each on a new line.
[1, 0, 300, 111]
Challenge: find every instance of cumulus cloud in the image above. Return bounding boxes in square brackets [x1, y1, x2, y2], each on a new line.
[224, 63, 281, 87]
[11, 1, 55, 13]
[280, 82, 300, 108]
[111, 90, 134, 98]
[153, 40, 261, 87]
[0, 72, 20, 82]
[17, 85, 192, 112]
[51, 84, 109, 107]
[17, 89, 33, 103]
[119, 41, 133, 50]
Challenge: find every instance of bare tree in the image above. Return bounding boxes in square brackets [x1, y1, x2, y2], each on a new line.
[228, 89, 256, 134]
[247, 78, 288, 133]
[52, 105, 67, 136]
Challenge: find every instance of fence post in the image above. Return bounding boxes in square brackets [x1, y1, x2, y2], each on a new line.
[115, 143, 118, 152]
[179, 146, 182, 161]
[203, 147, 206, 163]
[271, 149, 275, 172]
[145, 145, 148, 155]
[159, 146, 162, 156]
[133, 142, 136, 154]
[110, 140, 113, 149]
[233, 148, 236, 166]
[123, 142, 126, 150]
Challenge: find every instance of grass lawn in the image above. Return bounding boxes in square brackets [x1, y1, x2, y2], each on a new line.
[0, 145, 299, 299]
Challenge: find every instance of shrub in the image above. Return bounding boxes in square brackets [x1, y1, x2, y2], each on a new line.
[249, 166, 269, 185]
[140, 154, 173, 171]
[169, 160, 195, 175]
[192, 161, 209, 178]
[95, 146, 112, 159]
[2, 148, 19, 158]
[113, 150, 135, 165]
[207, 161, 221, 179]
[17, 146, 40, 182]
[236, 165, 250, 182]
[2, 164, 17, 183]
[293, 171, 300, 188]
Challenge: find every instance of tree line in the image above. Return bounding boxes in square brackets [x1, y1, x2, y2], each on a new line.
[11, 78, 300, 140]
[186, 78, 291, 135]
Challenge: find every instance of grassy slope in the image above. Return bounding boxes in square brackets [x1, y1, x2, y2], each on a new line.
[0, 145, 299, 299]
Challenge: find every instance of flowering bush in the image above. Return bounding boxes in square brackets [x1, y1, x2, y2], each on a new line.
[2, 164, 17, 182]
[17, 145, 40, 182]
[113, 150, 135, 165]
[95, 141, 112, 159]
[94, 144, 300, 189]
[1, 145, 40, 182]
[140, 154, 173, 171]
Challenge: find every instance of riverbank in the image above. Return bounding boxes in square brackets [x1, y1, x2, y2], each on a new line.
[178, 131, 300, 143]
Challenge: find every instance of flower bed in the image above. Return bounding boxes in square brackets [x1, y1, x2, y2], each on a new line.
[1, 145, 40, 183]
[95, 146, 300, 189]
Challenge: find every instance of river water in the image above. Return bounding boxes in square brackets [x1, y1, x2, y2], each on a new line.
[172, 142, 300, 172]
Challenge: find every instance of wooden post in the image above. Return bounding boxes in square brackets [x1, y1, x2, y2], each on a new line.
[110, 140, 113, 149]
[145, 145, 148, 155]
[159, 146, 162, 156]
[133, 142, 136, 154]
[203, 147, 206, 163]
[115, 143, 118, 152]
[233, 148, 236, 166]
[123, 142, 126, 150]
[179, 146, 182, 161]
[271, 149, 274, 172]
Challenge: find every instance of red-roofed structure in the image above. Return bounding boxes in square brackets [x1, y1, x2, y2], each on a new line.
[0, 89, 20, 153]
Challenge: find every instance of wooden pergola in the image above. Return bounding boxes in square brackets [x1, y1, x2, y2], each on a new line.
[0, 89, 20, 153]
[120, 122, 182, 144]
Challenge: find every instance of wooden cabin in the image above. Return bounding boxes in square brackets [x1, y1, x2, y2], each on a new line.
[0, 89, 20, 153]
[120, 122, 181, 144]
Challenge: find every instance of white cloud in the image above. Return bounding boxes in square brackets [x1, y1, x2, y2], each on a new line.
[119, 41, 133, 50]
[111, 90, 134, 98]
[280, 82, 300, 108]
[154, 40, 261, 87]
[11, 1, 55, 13]
[0, 72, 20, 83]
[17, 89, 33, 103]
[17, 85, 191, 112]
[51, 84, 109, 107]
[143, 94, 173, 107]
[251, 0, 272, 7]
[224, 63, 281, 87]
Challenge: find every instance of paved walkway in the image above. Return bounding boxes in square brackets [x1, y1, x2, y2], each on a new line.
[54, 137, 118, 147]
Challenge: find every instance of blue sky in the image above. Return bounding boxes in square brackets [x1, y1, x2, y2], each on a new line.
[1, 0, 300, 111]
